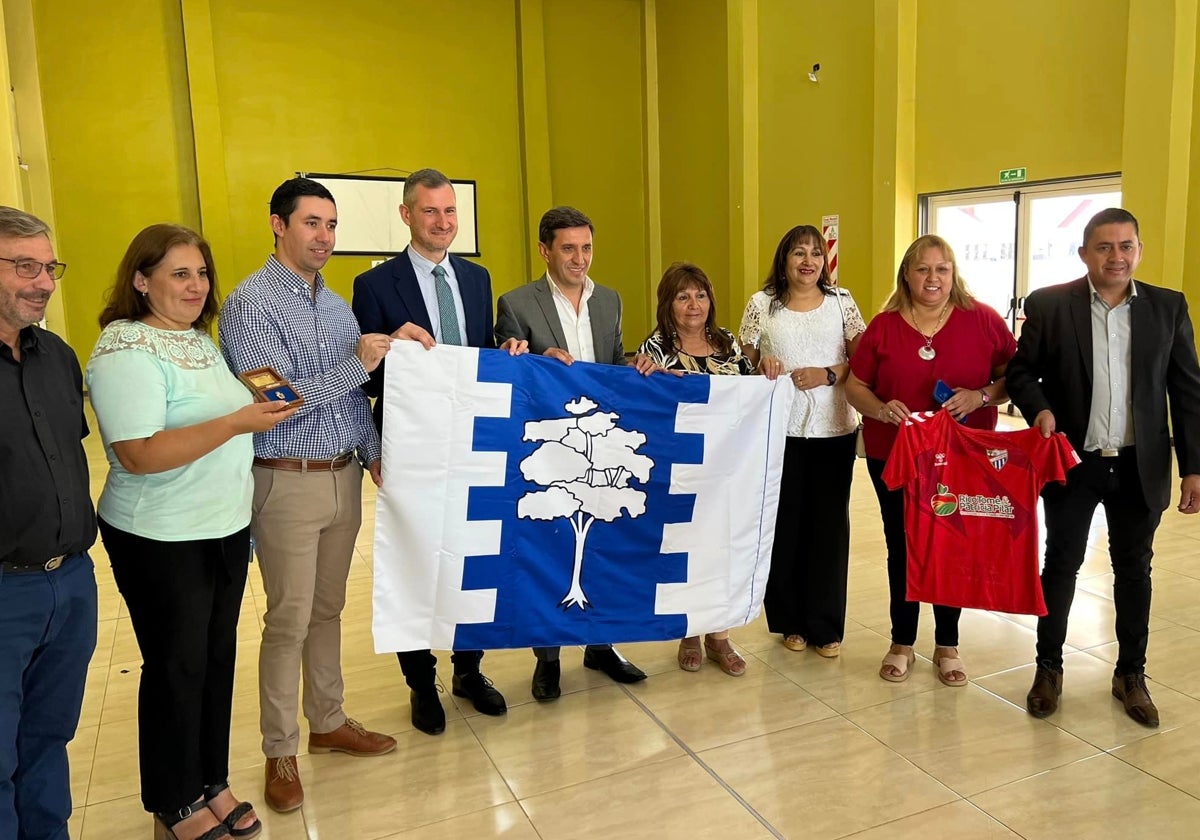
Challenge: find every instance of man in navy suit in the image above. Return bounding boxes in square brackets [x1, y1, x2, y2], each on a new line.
[353, 168, 526, 736]
[1008, 208, 1200, 727]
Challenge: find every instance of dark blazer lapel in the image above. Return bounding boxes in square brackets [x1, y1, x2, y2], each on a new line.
[1068, 277, 1093, 386]
[533, 276, 569, 349]
[450, 256, 486, 346]
[1129, 281, 1153, 404]
[394, 248, 433, 333]
[588, 288, 614, 363]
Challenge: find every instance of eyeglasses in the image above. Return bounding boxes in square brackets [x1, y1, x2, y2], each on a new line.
[0, 257, 67, 280]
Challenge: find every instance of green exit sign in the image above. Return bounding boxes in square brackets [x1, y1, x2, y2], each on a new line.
[1000, 167, 1027, 184]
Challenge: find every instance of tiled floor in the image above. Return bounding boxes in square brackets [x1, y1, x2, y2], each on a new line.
[69, 406, 1200, 839]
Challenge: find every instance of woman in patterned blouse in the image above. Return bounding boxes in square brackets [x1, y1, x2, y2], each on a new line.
[86, 225, 295, 840]
[638, 262, 752, 675]
[739, 225, 866, 659]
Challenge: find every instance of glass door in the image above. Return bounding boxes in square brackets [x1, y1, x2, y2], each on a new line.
[923, 175, 1121, 334]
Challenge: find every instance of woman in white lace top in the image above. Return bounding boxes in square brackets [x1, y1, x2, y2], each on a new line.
[738, 225, 866, 658]
[85, 225, 293, 840]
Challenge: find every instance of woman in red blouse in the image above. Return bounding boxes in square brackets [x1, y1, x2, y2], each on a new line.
[845, 235, 1016, 686]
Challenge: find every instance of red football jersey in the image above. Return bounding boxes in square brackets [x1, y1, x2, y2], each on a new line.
[882, 410, 1081, 616]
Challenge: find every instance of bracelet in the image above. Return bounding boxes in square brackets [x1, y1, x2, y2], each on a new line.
[979, 389, 991, 406]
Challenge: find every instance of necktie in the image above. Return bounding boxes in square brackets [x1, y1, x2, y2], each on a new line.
[432, 265, 461, 345]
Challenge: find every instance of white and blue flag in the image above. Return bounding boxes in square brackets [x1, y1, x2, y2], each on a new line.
[372, 341, 794, 652]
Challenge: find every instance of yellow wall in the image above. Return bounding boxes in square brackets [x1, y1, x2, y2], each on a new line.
[204, 0, 526, 304]
[541, 0, 651, 342]
[914, 0, 1127, 194]
[757, 0, 875, 307]
[34, 0, 199, 367]
[18, 0, 1200, 363]
[655, 0, 731, 327]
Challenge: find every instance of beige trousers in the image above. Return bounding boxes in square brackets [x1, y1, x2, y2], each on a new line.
[251, 462, 362, 757]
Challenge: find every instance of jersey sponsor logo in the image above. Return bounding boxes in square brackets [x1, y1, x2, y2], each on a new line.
[931, 484, 1015, 520]
[931, 483, 958, 516]
[987, 448, 1008, 471]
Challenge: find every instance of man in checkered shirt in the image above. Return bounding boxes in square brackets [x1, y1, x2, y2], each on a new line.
[219, 178, 396, 814]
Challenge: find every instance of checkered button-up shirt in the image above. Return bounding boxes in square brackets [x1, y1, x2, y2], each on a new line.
[219, 256, 381, 463]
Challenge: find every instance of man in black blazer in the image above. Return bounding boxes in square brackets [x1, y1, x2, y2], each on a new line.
[495, 206, 659, 702]
[1007, 207, 1200, 727]
[353, 168, 526, 736]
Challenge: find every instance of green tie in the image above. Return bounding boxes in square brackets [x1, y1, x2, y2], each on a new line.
[432, 264, 461, 345]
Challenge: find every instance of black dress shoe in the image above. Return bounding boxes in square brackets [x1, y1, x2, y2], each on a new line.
[1113, 673, 1160, 728]
[452, 672, 507, 716]
[583, 647, 647, 684]
[1026, 665, 1063, 718]
[531, 659, 561, 702]
[410, 688, 446, 735]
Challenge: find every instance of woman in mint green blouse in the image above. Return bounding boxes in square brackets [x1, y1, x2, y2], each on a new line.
[86, 224, 293, 840]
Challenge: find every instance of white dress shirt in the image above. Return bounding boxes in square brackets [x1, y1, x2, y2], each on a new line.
[547, 273, 596, 363]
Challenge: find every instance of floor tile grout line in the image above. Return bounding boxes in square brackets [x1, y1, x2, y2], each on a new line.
[616, 681, 788, 840]
[460, 711, 549, 840]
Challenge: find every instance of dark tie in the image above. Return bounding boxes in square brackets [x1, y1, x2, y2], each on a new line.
[432, 265, 461, 346]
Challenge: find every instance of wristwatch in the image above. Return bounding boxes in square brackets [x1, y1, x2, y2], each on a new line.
[824, 367, 837, 386]
[979, 389, 991, 405]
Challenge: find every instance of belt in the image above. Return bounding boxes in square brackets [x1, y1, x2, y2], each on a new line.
[2, 554, 69, 574]
[253, 453, 355, 472]
[1088, 446, 1133, 459]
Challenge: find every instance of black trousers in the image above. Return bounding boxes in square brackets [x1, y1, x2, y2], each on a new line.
[98, 518, 250, 815]
[764, 434, 857, 646]
[866, 458, 961, 647]
[1037, 448, 1161, 675]
[396, 649, 483, 691]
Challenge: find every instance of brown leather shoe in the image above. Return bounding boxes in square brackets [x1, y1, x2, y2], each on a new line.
[1026, 665, 1063, 718]
[308, 717, 397, 757]
[264, 756, 303, 813]
[1112, 673, 1160, 728]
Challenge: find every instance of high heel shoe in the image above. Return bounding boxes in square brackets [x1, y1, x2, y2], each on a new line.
[205, 782, 263, 839]
[153, 799, 231, 840]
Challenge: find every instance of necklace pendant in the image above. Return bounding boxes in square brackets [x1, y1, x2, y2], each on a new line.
[918, 344, 936, 361]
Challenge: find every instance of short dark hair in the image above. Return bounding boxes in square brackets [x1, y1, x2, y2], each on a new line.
[1082, 207, 1139, 247]
[269, 177, 335, 225]
[539, 206, 593, 247]
[403, 168, 453, 206]
[100, 224, 220, 332]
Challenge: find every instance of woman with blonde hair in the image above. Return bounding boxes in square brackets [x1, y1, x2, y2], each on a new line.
[845, 234, 1016, 686]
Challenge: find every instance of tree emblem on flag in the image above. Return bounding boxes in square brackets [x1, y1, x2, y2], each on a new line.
[516, 396, 655, 610]
[930, 483, 958, 516]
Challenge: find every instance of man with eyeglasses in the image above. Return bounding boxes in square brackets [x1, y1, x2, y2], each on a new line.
[0, 206, 98, 840]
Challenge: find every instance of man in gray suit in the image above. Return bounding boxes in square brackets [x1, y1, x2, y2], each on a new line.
[495, 206, 658, 701]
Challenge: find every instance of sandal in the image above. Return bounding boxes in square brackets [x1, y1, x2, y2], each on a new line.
[783, 635, 807, 652]
[204, 783, 262, 839]
[677, 637, 703, 672]
[879, 645, 915, 682]
[153, 799, 230, 840]
[932, 647, 968, 687]
[815, 641, 841, 658]
[704, 634, 747, 677]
